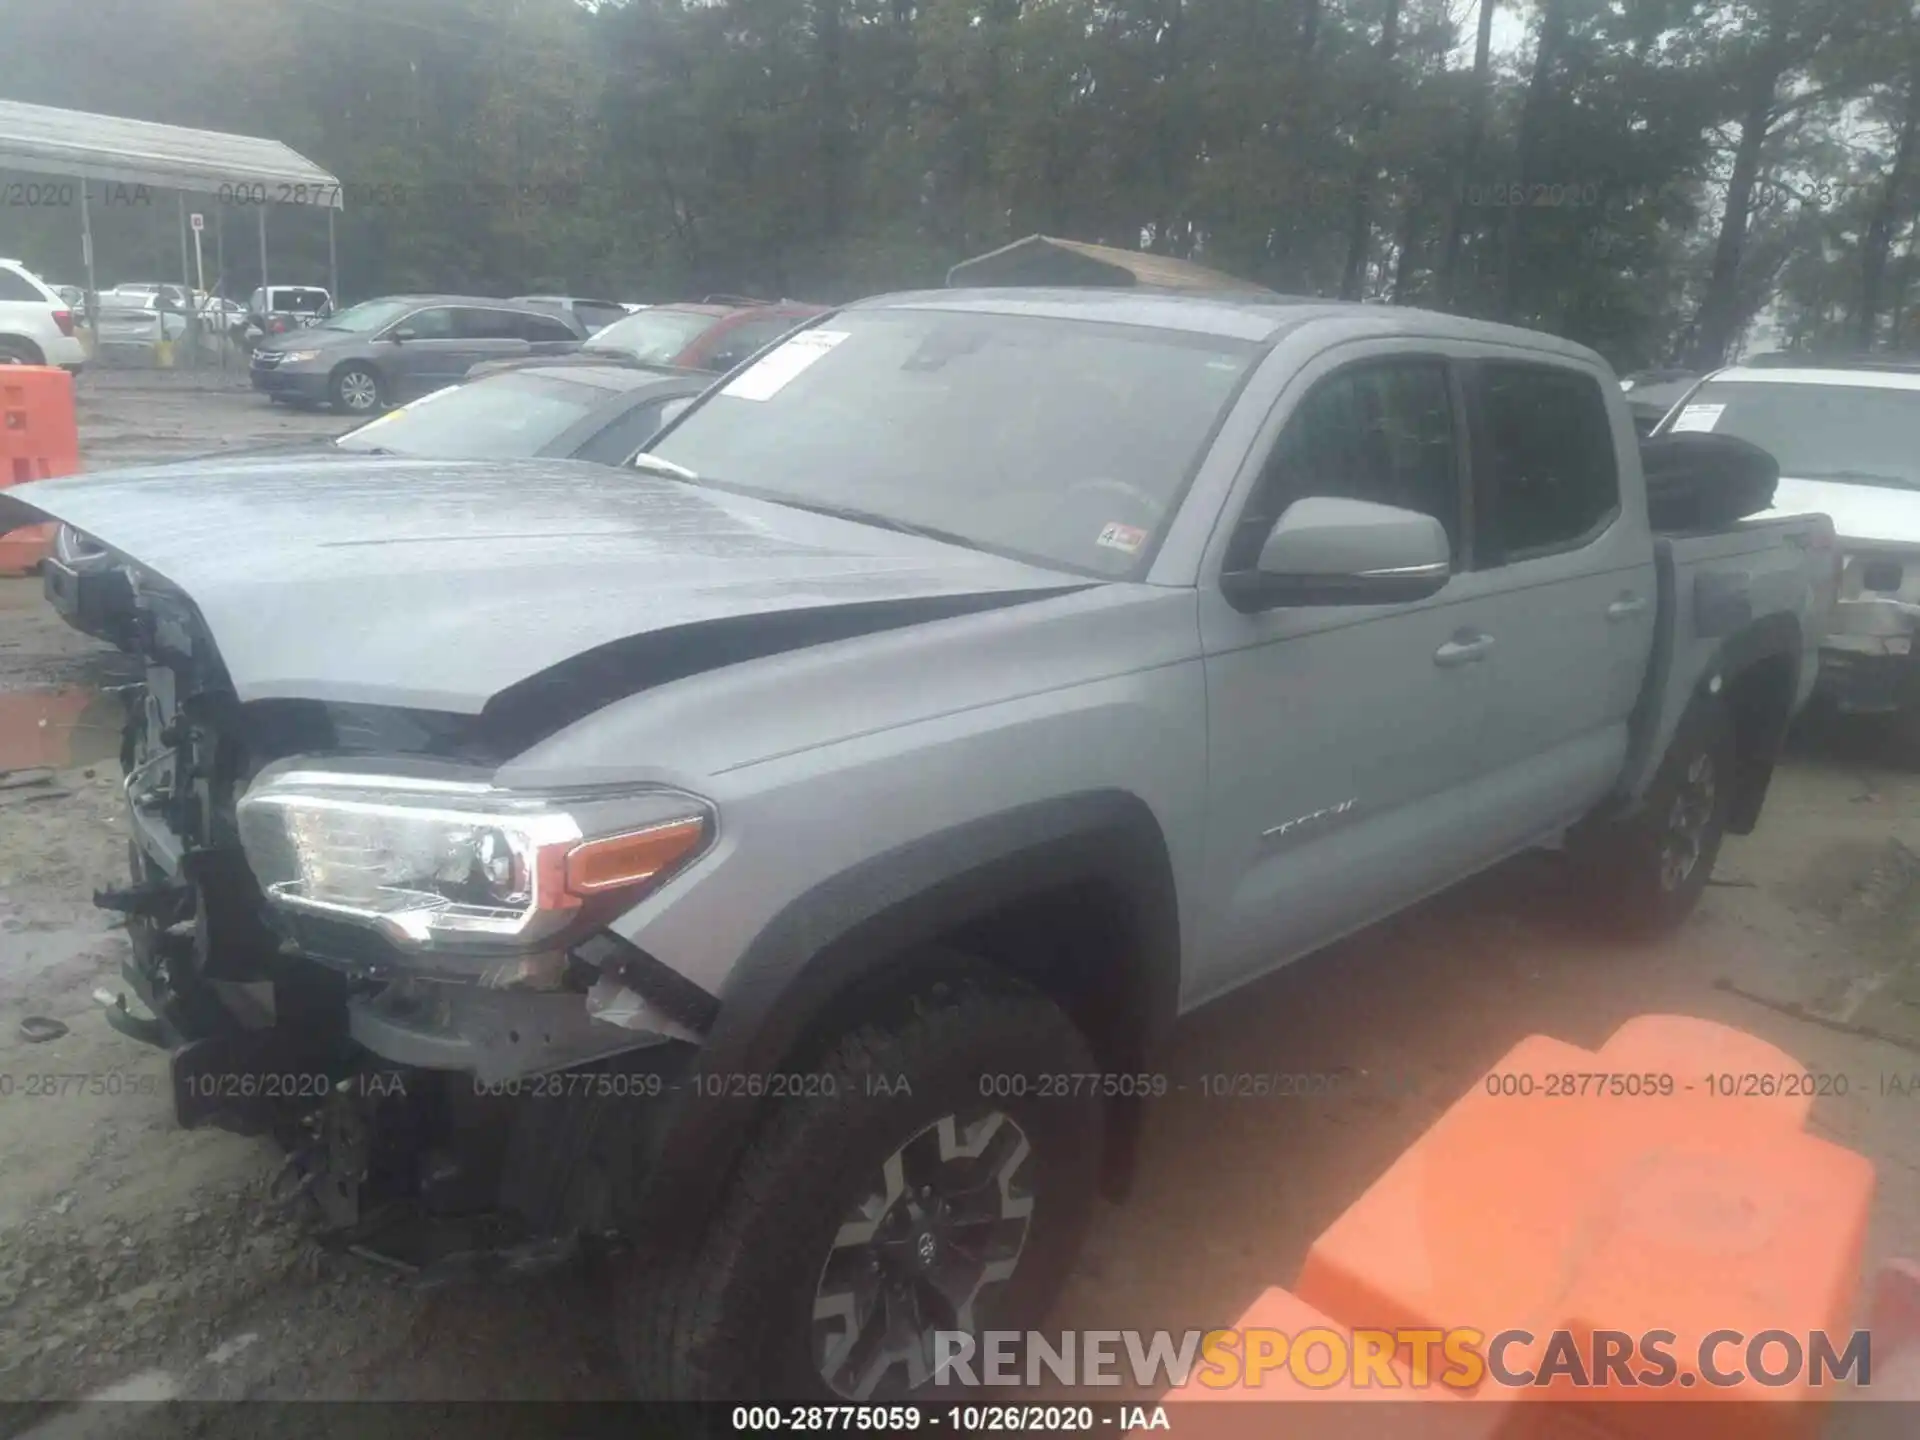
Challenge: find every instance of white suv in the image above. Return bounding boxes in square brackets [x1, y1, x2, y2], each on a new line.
[0, 259, 86, 370]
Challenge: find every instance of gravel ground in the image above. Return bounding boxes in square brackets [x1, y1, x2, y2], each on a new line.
[1, 378, 1918, 1430]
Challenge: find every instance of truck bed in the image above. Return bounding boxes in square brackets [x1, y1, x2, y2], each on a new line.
[1615, 513, 1836, 810]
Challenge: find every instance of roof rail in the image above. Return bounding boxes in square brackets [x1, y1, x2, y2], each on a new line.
[700, 293, 773, 307]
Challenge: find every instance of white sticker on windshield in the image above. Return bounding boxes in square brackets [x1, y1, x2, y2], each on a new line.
[1668, 402, 1724, 434]
[722, 330, 849, 401]
[1096, 522, 1148, 555]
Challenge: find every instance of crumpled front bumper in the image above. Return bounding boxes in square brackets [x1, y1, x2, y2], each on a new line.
[1816, 594, 1920, 713]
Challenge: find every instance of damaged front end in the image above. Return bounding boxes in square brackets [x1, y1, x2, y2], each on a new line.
[97, 570, 719, 1276]
[1817, 548, 1920, 714]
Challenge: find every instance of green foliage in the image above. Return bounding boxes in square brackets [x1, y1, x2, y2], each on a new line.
[1, 0, 1916, 362]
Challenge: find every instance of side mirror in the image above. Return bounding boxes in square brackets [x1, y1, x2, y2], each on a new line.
[391, 326, 417, 343]
[1222, 496, 1451, 610]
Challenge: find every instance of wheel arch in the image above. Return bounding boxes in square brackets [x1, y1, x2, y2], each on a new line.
[328, 357, 384, 406]
[621, 789, 1182, 1244]
[0, 333, 47, 364]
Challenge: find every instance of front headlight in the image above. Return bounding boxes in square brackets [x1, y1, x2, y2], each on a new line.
[278, 349, 322, 364]
[236, 770, 712, 950]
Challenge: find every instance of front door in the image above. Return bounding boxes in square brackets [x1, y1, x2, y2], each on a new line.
[1192, 353, 1502, 1007]
[382, 305, 463, 399]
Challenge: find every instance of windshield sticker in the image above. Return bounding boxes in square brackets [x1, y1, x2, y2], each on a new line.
[1096, 521, 1148, 555]
[722, 329, 849, 401]
[1669, 402, 1724, 434]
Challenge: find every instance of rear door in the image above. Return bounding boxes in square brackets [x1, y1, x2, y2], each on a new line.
[453, 306, 535, 376]
[514, 309, 586, 357]
[1193, 348, 1501, 1005]
[1458, 358, 1656, 849]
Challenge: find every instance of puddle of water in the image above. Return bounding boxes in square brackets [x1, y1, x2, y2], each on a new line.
[0, 687, 120, 773]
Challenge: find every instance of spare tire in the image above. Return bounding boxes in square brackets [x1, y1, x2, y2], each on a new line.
[1641, 431, 1779, 531]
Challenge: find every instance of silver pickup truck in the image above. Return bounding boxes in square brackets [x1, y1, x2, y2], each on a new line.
[1, 290, 1837, 1403]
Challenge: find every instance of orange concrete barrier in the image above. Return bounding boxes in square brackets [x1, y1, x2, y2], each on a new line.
[1174, 1015, 1876, 1440]
[0, 365, 81, 574]
[0, 687, 104, 772]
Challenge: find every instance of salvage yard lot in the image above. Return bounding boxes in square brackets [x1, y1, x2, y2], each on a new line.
[1, 373, 1919, 1419]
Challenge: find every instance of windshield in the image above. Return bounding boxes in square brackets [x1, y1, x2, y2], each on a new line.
[320, 299, 413, 333]
[588, 308, 724, 364]
[1663, 380, 1920, 490]
[647, 308, 1259, 576]
[333, 373, 606, 458]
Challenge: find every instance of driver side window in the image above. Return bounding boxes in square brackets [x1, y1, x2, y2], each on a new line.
[1226, 359, 1461, 572]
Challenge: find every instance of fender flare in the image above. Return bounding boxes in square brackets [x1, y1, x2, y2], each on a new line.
[621, 789, 1181, 1242]
[1703, 609, 1803, 836]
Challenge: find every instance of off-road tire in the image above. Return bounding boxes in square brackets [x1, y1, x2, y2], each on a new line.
[1575, 696, 1733, 938]
[617, 968, 1103, 1406]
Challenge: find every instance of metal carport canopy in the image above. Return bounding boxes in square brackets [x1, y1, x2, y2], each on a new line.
[0, 99, 341, 203]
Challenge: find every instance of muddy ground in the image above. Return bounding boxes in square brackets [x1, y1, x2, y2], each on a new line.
[2, 373, 1920, 1428]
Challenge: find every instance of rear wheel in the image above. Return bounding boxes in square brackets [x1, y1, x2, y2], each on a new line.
[618, 969, 1103, 1402]
[1575, 696, 1733, 937]
[0, 337, 44, 365]
[330, 364, 383, 414]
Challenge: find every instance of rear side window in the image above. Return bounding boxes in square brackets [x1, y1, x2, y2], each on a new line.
[517, 311, 581, 343]
[702, 315, 805, 372]
[574, 301, 629, 332]
[455, 308, 525, 340]
[0, 268, 47, 301]
[569, 395, 684, 465]
[1474, 362, 1619, 561]
[1228, 359, 1460, 571]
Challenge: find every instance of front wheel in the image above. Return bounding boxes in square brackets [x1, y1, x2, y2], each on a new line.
[1575, 696, 1733, 937]
[619, 969, 1104, 1403]
[330, 363, 383, 414]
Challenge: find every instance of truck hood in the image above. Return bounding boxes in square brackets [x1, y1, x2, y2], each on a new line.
[1, 454, 1087, 714]
[1759, 475, 1920, 548]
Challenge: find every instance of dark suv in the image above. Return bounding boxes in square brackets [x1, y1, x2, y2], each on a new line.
[249, 294, 586, 413]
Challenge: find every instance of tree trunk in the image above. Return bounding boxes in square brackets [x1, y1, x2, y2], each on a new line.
[1892, 189, 1920, 346]
[1858, 49, 1920, 348]
[1390, 186, 1421, 301]
[1153, 0, 1187, 254]
[816, 0, 847, 245]
[1438, 0, 1497, 308]
[1339, 0, 1402, 300]
[1497, 0, 1570, 322]
[1687, 76, 1779, 368]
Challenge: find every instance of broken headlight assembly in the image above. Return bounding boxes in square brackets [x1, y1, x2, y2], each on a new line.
[235, 769, 713, 951]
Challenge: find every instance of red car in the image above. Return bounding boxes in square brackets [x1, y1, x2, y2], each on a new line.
[584, 298, 827, 372]
[466, 297, 827, 382]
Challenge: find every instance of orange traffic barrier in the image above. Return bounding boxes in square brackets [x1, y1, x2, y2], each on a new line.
[0, 365, 81, 574]
[1175, 1015, 1875, 1440]
[0, 687, 112, 773]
